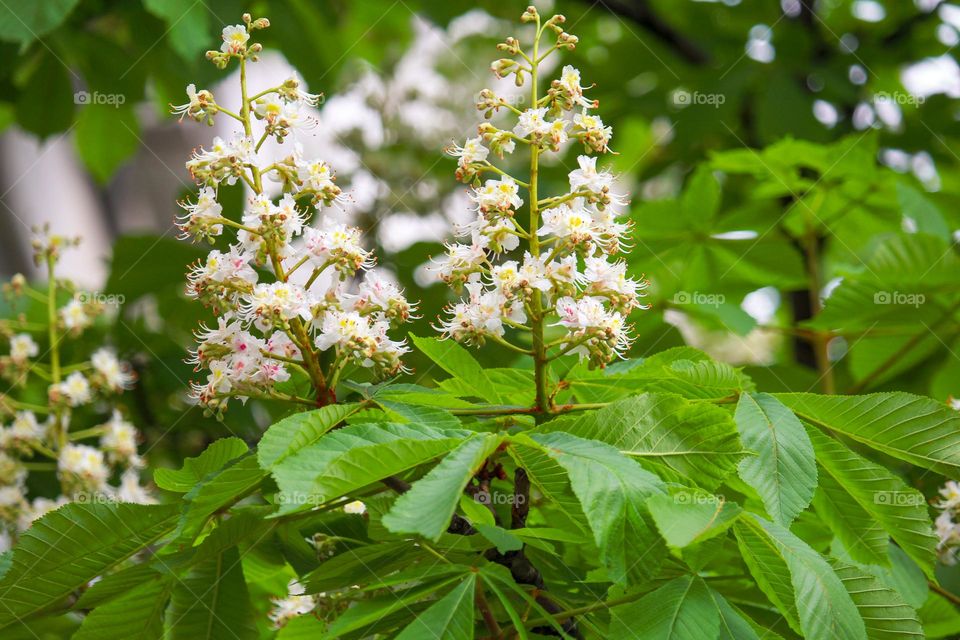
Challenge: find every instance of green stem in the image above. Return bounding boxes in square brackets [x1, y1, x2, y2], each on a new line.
[46, 255, 65, 449]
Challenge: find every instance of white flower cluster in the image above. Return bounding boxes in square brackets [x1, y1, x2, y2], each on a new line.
[175, 16, 414, 412]
[437, 8, 647, 368]
[0, 231, 151, 552]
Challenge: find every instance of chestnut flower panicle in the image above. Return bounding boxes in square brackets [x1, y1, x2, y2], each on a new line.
[0, 229, 152, 552]
[174, 15, 415, 413]
[434, 7, 649, 400]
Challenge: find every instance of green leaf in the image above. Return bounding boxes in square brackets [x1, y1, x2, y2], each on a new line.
[155, 437, 249, 492]
[165, 546, 257, 640]
[543, 393, 742, 490]
[897, 182, 950, 240]
[681, 166, 721, 230]
[777, 392, 960, 478]
[74, 576, 171, 640]
[610, 575, 719, 639]
[814, 472, 889, 567]
[831, 560, 923, 640]
[0, 0, 79, 45]
[272, 422, 468, 515]
[474, 524, 524, 554]
[258, 403, 361, 469]
[734, 393, 816, 525]
[395, 575, 476, 640]
[178, 454, 266, 540]
[809, 429, 937, 578]
[0, 503, 178, 630]
[383, 433, 504, 540]
[74, 103, 140, 182]
[708, 589, 762, 640]
[525, 431, 667, 585]
[734, 514, 867, 639]
[411, 335, 501, 403]
[375, 398, 461, 430]
[143, 0, 210, 63]
[646, 490, 741, 548]
[323, 578, 463, 638]
[15, 50, 74, 137]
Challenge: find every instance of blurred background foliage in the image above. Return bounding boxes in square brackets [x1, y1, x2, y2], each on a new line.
[0, 0, 959, 476]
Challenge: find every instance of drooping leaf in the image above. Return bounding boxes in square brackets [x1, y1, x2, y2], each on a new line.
[610, 575, 719, 639]
[734, 514, 867, 639]
[383, 433, 505, 540]
[808, 429, 937, 578]
[777, 392, 960, 478]
[155, 437, 249, 492]
[73, 576, 172, 640]
[272, 422, 469, 515]
[542, 393, 742, 490]
[831, 560, 923, 640]
[734, 392, 816, 525]
[258, 403, 361, 469]
[394, 575, 476, 640]
[524, 431, 667, 585]
[74, 103, 140, 182]
[411, 335, 501, 403]
[0, 503, 178, 630]
[165, 545, 257, 640]
[646, 489, 741, 548]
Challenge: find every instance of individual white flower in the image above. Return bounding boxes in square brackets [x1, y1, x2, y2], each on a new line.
[177, 186, 223, 240]
[428, 242, 486, 285]
[343, 500, 366, 515]
[91, 348, 135, 391]
[220, 24, 250, 54]
[113, 469, 154, 504]
[538, 201, 596, 246]
[0, 452, 26, 486]
[349, 273, 414, 323]
[568, 155, 615, 193]
[940, 481, 960, 511]
[171, 84, 216, 124]
[447, 137, 489, 168]
[60, 300, 92, 332]
[99, 410, 139, 465]
[58, 444, 109, 492]
[580, 257, 640, 297]
[302, 221, 373, 274]
[56, 372, 92, 407]
[556, 65, 594, 108]
[553, 295, 632, 363]
[573, 110, 613, 153]
[240, 282, 313, 332]
[8, 334, 38, 363]
[437, 283, 524, 343]
[470, 177, 523, 214]
[269, 580, 316, 629]
[514, 108, 552, 137]
[0, 411, 45, 451]
[936, 510, 960, 564]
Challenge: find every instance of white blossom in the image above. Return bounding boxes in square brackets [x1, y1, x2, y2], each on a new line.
[8, 334, 38, 363]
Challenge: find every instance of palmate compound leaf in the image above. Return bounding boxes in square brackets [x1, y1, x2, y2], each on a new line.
[517, 431, 667, 585]
[609, 575, 720, 639]
[734, 393, 817, 526]
[0, 502, 179, 630]
[382, 433, 506, 540]
[806, 428, 938, 577]
[540, 392, 743, 490]
[272, 422, 473, 516]
[734, 513, 868, 640]
[831, 560, 924, 640]
[776, 392, 960, 478]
